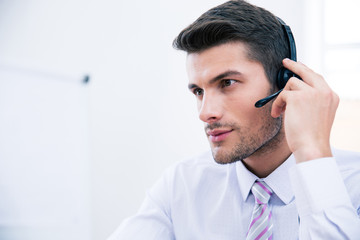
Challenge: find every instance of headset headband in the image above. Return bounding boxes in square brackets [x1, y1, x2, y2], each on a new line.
[276, 17, 297, 62]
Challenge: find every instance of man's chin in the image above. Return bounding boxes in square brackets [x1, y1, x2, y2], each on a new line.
[210, 143, 259, 165]
[211, 147, 239, 165]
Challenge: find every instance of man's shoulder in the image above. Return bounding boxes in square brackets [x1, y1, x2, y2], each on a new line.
[333, 148, 360, 169]
[177, 150, 215, 167]
[332, 148, 360, 210]
[333, 148, 360, 184]
[171, 150, 226, 173]
[162, 150, 229, 184]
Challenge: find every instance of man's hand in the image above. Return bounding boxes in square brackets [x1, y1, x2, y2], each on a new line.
[271, 58, 339, 163]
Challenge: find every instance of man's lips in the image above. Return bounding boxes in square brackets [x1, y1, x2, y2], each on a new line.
[207, 129, 233, 142]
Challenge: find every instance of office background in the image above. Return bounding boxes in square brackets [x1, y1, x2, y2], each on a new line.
[0, 0, 359, 239]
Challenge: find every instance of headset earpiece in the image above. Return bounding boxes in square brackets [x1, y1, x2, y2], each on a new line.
[276, 67, 294, 89]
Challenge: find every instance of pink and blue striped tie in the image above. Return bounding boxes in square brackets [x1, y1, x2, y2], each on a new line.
[246, 180, 273, 240]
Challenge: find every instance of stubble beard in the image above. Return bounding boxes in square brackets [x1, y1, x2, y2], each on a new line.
[209, 108, 283, 165]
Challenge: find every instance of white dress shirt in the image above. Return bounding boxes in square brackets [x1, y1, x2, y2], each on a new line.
[108, 148, 360, 239]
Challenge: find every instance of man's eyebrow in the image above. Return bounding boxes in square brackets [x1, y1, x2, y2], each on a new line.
[188, 70, 242, 90]
[209, 70, 242, 84]
[188, 83, 199, 90]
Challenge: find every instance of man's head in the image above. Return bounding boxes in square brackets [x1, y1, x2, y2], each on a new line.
[174, 0, 288, 164]
[173, 0, 289, 89]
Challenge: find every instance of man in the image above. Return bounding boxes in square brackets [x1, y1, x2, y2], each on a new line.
[109, 1, 360, 239]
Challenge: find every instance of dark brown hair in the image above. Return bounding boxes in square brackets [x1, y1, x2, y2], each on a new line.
[173, 0, 289, 88]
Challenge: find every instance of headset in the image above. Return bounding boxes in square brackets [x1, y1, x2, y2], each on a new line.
[254, 17, 300, 108]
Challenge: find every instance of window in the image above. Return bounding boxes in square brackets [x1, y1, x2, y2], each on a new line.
[324, 0, 360, 99]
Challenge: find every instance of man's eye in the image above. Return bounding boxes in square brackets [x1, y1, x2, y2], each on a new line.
[221, 79, 236, 88]
[193, 88, 203, 96]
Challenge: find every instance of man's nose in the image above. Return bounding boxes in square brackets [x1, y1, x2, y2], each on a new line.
[198, 93, 223, 123]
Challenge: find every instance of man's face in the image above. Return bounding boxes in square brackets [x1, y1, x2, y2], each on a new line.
[186, 42, 282, 164]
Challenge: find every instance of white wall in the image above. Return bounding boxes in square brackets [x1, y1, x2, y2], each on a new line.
[0, 0, 219, 239]
[0, 64, 91, 240]
[0, 1, 358, 239]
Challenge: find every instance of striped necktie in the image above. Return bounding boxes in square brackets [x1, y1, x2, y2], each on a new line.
[246, 180, 273, 240]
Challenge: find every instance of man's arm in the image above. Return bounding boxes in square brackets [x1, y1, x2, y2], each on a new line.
[290, 157, 360, 239]
[272, 58, 337, 163]
[272, 59, 360, 239]
[107, 172, 175, 240]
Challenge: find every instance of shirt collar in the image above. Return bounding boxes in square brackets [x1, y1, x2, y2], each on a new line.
[236, 160, 258, 202]
[235, 154, 296, 205]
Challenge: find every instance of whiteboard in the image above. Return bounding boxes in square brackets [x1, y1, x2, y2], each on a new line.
[0, 65, 91, 240]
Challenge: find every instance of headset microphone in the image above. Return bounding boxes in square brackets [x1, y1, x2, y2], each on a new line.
[254, 89, 283, 108]
[255, 17, 300, 108]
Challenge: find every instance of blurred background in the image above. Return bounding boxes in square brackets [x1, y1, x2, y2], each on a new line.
[0, 0, 359, 239]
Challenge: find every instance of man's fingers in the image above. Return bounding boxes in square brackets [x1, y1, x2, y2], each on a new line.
[271, 77, 309, 118]
[271, 90, 288, 118]
[282, 58, 312, 80]
[284, 76, 310, 91]
[282, 58, 327, 88]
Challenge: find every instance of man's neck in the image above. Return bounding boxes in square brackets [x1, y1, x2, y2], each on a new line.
[242, 129, 291, 178]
